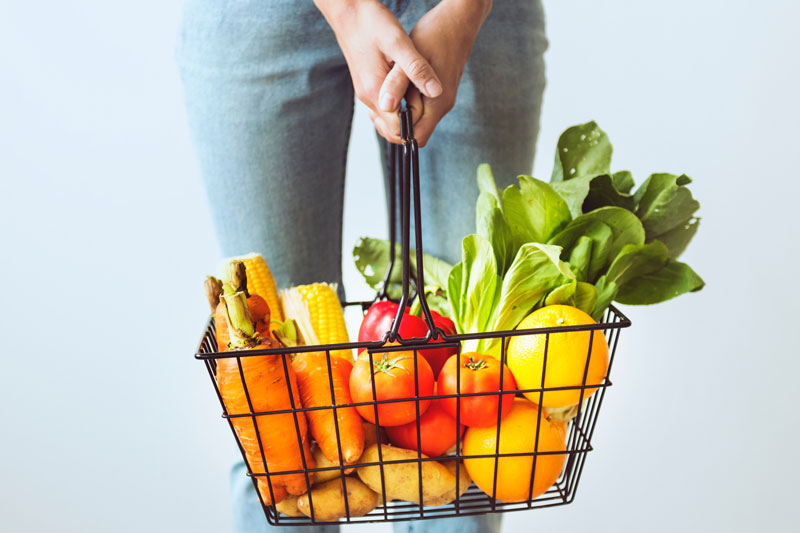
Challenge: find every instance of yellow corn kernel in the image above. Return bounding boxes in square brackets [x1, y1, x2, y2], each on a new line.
[226, 253, 283, 322]
[294, 283, 352, 361]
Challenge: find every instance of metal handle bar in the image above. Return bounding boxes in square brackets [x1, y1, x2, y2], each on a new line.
[378, 106, 441, 344]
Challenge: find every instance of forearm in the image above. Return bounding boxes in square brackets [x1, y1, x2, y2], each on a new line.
[440, 0, 493, 33]
[313, 0, 368, 28]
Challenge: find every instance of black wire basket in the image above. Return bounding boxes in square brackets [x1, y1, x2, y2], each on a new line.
[195, 109, 631, 526]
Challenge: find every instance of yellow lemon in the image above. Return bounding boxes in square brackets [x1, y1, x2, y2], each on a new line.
[506, 305, 608, 408]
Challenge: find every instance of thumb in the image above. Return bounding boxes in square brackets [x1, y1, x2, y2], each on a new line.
[388, 35, 442, 98]
[378, 63, 409, 112]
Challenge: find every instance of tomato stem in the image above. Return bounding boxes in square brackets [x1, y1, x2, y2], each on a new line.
[463, 356, 488, 371]
[373, 353, 413, 377]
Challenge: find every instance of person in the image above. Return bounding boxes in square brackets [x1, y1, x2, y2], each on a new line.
[177, 0, 547, 531]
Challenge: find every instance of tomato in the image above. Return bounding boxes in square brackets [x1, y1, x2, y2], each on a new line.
[350, 348, 434, 426]
[385, 387, 465, 457]
[357, 302, 457, 377]
[438, 352, 518, 428]
[420, 310, 458, 378]
[357, 301, 428, 350]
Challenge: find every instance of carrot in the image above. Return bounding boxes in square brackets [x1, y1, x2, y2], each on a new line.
[292, 352, 365, 465]
[205, 277, 229, 352]
[217, 291, 315, 504]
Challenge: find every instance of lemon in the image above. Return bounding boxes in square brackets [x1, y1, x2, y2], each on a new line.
[506, 305, 609, 408]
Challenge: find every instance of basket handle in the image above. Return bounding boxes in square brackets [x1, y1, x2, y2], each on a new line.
[380, 106, 440, 344]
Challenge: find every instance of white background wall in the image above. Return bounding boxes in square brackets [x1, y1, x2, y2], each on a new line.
[2, 1, 799, 531]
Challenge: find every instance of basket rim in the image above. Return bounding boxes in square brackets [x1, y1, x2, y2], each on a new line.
[195, 304, 631, 360]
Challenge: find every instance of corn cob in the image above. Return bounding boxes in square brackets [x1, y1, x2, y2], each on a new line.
[225, 253, 283, 322]
[281, 283, 352, 361]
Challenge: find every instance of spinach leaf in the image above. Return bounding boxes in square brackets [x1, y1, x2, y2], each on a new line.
[591, 277, 618, 321]
[502, 175, 572, 248]
[566, 235, 594, 281]
[634, 173, 700, 247]
[353, 237, 454, 297]
[583, 174, 635, 212]
[653, 217, 700, 259]
[615, 261, 705, 305]
[612, 170, 635, 193]
[549, 207, 644, 282]
[551, 121, 612, 182]
[552, 177, 591, 218]
[591, 242, 670, 318]
[544, 279, 598, 315]
[604, 241, 670, 288]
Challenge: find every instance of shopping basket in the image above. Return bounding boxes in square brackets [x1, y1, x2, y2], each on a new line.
[195, 108, 631, 526]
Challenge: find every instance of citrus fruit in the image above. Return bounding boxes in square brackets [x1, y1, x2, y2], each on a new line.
[506, 305, 609, 408]
[463, 398, 567, 502]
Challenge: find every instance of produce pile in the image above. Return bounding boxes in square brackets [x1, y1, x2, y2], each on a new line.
[202, 122, 704, 521]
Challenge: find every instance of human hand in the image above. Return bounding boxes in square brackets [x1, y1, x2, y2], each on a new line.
[314, 0, 443, 144]
[377, 0, 492, 146]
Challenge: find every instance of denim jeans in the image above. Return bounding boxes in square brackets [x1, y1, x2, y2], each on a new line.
[178, 0, 546, 531]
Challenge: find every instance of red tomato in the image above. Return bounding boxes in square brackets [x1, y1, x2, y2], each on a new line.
[420, 310, 458, 378]
[385, 387, 465, 457]
[357, 302, 428, 352]
[438, 352, 518, 428]
[357, 302, 457, 378]
[350, 348, 434, 426]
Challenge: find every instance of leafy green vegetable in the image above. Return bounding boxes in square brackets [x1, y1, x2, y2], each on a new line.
[634, 173, 700, 257]
[502, 175, 572, 249]
[448, 235, 503, 338]
[476, 192, 515, 276]
[551, 121, 612, 182]
[611, 170, 635, 193]
[590, 241, 704, 315]
[551, 177, 591, 218]
[353, 237, 453, 299]
[544, 280, 598, 316]
[654, 217, 700, 259]
[583, 174, 635, 212]
[354, 120, 705, 338]
[477, 163, 502, 206]
[615, 261, 704, 305]
[477, 242, 574, 353]
[548, 207, 645, 283]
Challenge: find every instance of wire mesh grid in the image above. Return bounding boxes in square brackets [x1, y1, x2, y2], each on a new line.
[194, 303, 630, 526]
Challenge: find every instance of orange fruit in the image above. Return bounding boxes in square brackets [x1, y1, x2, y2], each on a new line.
[463, 398, 567, 502]
[506, 305, 609, 408]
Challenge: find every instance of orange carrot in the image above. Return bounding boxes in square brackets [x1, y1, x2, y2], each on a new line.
[205, 277, 230, 352]
[216, 292, 315, 504]
[292, 352, 365, 465]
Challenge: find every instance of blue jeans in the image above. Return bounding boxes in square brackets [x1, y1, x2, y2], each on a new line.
[178, 0, 546, 531]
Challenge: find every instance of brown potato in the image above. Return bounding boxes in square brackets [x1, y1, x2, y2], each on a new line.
[275, 494, 302, 517]
[312, 445, 353, 483]
[363, 422, 388, 449]
[296, 476, 379, 521]
[355, 444, 470, 506]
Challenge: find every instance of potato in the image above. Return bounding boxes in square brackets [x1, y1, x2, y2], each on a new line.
[355, 444, 470, 506]
[363, 422, 388, 449]
[312, 445, 353, 483]
[296, 476, 379, 521]
[275, 494, 302, 517]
